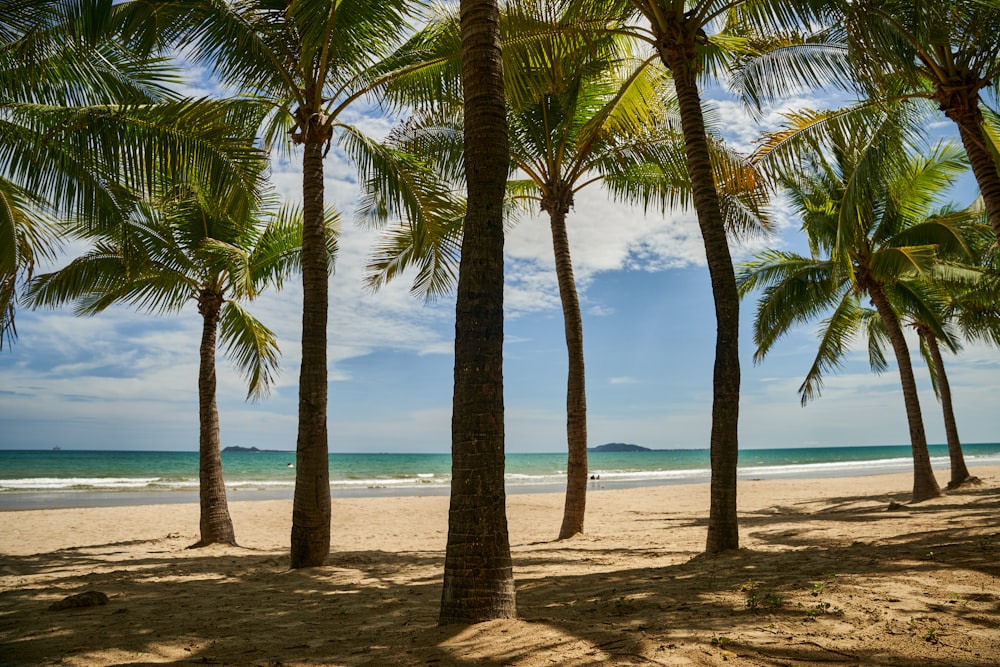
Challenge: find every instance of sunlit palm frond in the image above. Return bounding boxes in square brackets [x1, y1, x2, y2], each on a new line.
[364, 213, 463, 300]
[798, 292, 863, 405]
[343, 124, 467, 238]
[860, 308, 890, 374]
[730, 30, 853, 113]
[735, 250, 843, 360]
[219, 300, 279, 401]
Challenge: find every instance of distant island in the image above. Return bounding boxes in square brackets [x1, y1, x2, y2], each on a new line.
[588, 442, 651, 453]
[221, 446, 293, 453]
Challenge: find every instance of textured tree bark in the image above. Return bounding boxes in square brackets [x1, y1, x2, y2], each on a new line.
[547, 199, 588, 540]
[192, 289, 236, 548]
[439, 0, 516, 624]
[656, 17, 740, 553]
[290, 131, 332, 569]
[866, 281, 941, 502]
[921, 330, 972, 488]
[940, 88, 1000, 245]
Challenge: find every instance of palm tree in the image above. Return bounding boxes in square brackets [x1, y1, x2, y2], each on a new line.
[912, 316, 973, 489]
[438, 0, 517, 624]
[144, 0, 417, 567]
[864, 282, 974, 490]
[508, 56, 681, 540]
[25, 188, 330, 546]
[842, 0, 1000, 245]
[1, 0, 263, 348]
[904, 218, 999, 489]
[737, 1, 1000, 244]
[564, 0, 825, 553]
[736, 117, 973, 502]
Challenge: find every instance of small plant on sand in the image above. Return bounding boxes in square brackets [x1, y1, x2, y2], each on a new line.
[799, 601, 842, 619]
[740, 579, 784, 613]
[924, 627, 939, 644]
[811, 573, 837, 596]
[740, 579, 762, 612]
[710, 636, 732, 647]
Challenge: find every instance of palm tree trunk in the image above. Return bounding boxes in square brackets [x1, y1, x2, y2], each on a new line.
[866, 281, 941, 501]
[439, 0, 516, 625]
[547, 202, 588, 540]
[923, 332, 972, 488]
[192, 290, 236, 548]
[291, 134, 332, 568]
[942, 95, 1000, 245]
[657, 22, 740, 554]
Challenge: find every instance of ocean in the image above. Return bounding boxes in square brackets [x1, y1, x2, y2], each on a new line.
[2, 443, 999, 510]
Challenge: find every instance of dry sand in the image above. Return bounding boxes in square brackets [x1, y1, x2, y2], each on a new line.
[1, 468, 999, 666]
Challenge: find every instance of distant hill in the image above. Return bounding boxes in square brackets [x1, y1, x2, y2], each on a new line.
[221, 446, 292, 453]
[588, 442, 651, 453]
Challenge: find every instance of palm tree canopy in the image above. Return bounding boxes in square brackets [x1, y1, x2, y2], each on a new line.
[1, 0, 269, 347]
[737, 111, 975, 405]
[24, 190, 338, 398]
[359, 0, 771, 299]
[138, 0, 419, 154]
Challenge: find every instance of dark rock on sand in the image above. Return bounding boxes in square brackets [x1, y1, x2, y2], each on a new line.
[48, 591, 109, 611]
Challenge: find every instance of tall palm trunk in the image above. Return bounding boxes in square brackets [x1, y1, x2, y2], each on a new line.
[291, 127, 332, 568]
[546, 194, 587, 540]
[865, 279, 941, 501]
[656, 19, 740, 553]
[920, 329, 972, 488]
[192, 289, 236, 548]
[439, 0, 516, 624]
[938, 87, 1000, 244]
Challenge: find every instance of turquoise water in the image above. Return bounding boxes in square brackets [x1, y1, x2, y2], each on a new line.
[2, 443, 1000, 508]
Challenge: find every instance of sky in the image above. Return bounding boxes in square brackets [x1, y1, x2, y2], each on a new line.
[1, 46, 997, 455]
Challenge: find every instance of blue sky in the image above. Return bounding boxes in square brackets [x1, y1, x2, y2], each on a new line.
[1, 55, 997, 454]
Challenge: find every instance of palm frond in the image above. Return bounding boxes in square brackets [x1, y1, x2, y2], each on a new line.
[798, 293, 864, 405]
[218, 300, 280, 401]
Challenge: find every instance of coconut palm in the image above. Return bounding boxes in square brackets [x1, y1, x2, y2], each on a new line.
[437, 0, 517, 624]
[736, 115, 974, 502]
[863, 281, 973, 490]
[562, 0, 826, 553]
[138, 0, 418, 567]
[842, 0, 1000, 245]
[739, 1, 1000, 244]
[25, 188, 335, 546]
[903, 218, 998, 489]
[1, 0, 264, 349]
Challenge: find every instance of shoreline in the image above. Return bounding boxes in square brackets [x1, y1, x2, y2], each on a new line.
[3, 461, 998, 511]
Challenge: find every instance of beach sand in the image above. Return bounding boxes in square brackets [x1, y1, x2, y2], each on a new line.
[1, 467, 998, 666]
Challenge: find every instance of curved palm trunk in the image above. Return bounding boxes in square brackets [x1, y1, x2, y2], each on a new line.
[940, 93, 1000, 245]
[657, 23, 740, 553]
[290, 135, 332, 568]
[866, 281, 941, 501]
[921, 330, 972, 488]
[191, 290, 236, 548]
[547, 202, 588, 540]
[439, 0, 516, 624]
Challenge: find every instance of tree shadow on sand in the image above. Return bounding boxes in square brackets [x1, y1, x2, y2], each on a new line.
[1, 483, 997, 666]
